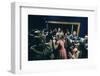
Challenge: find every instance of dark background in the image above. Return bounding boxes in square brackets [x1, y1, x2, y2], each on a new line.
[28, 15, 88, 37]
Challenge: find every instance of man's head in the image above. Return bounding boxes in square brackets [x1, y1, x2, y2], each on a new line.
[73, 31, 77, 36]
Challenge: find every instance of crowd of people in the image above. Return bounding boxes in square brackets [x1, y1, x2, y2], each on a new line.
[28, 28, 88, 60]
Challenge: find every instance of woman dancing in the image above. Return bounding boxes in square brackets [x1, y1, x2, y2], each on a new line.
[57, 36, 67, 59]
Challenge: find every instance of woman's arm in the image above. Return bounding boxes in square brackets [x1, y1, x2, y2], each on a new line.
[75, 51, 80, 58]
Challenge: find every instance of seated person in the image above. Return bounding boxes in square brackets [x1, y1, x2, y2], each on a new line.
[84, 35, 88, 50]
[67, 31, 79, 43]
[68, 46, 80, 59]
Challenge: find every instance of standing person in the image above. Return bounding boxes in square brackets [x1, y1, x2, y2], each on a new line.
[57, 36, 67, 59]
[46, 30, 53, 43]
[52, 28, 57, 37]
[56, 28, 64, 39]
